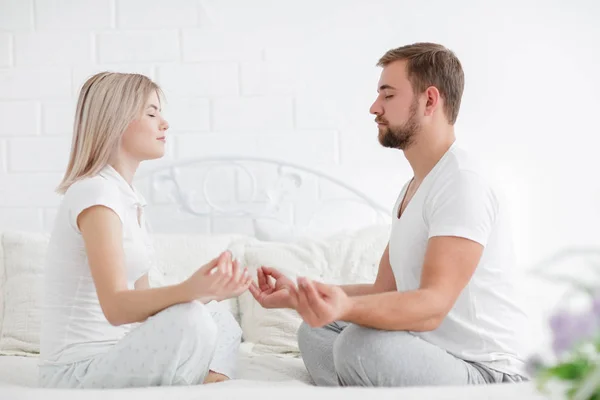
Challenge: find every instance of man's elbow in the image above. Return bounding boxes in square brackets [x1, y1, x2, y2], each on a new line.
[420, 292, 453, 331]
[418, 315, 445, 331]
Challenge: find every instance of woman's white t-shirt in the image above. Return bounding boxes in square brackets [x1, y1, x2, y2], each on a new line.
[389, 142, 529, 377]
[40, 166, 153, 366]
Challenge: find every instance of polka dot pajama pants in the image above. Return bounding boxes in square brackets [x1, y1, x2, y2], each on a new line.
[39, 301, 242, 389]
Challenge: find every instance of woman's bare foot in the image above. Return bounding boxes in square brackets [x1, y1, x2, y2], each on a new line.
[203, 371, 230, 384]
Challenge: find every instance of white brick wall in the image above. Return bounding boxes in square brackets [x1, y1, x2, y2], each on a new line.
[0, 68, 71, 99]
[0, 173, 62, 207]
[0, 0, 33, 30]
[157, 63, 239, 96]
[42, 100, 75, 135]
[0, 33, 11, 67]
[7, 137, 70, 172]
[15, 32, 92, 66]
[162, 98, 210, 133]
[34, 0, 111, 30]
[116, 0, 198, 29]
[213, 97, 294, 132]
[0, 101, 39, 135]
[0, 1, 598, 268]
[0, 139, 7, 173]
[97, 30, 179, 63]
[182, 29, 263, 62]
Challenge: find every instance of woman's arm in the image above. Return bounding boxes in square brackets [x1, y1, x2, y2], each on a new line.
[134, 273, 150, 290]
[78, 205, 248, 326]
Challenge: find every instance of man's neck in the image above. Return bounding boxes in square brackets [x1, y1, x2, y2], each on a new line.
[403, 127, 456, 184]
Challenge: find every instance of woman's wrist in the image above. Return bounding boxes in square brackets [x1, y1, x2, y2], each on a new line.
[177, 280, 213, 304]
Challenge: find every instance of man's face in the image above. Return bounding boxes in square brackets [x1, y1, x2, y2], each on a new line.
[370, 60, 421, 150]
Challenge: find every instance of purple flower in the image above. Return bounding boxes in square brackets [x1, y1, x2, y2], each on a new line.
[549, 309, 598, 356]
[592, 294, 600, 318]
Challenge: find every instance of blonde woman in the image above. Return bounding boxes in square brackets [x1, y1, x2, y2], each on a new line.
[39, 72, 251, 389]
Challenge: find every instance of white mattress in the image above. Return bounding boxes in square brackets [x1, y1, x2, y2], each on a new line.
[0, 344, 554, 400]
[0, 343, 311, 387]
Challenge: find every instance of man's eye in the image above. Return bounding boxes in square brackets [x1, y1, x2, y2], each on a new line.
[384, 95, 394, 99]
[148, 114, 156, 118]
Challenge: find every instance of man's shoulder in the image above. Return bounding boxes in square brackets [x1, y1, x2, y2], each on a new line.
[434, 146, 497, 189]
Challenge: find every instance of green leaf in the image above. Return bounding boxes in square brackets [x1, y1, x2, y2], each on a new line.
[566, 384, 600, 400]
[589, 390, 600, 400]
[546, 359, 592, 381]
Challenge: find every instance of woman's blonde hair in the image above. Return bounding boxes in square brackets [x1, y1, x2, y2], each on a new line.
[56, 72, 163, 194]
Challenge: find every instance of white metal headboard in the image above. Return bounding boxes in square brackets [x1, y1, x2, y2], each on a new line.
[135, 156, 390, 236]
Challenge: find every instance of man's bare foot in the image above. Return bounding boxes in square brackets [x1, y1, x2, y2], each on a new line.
[203, 371, 230, 384]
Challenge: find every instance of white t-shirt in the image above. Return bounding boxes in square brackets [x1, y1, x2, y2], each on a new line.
[389, 142, 528, 377]
[40, 165, 153, 366]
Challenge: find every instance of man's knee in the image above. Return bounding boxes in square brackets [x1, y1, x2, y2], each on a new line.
[332, 324, 371, 386]
[297, 321, 315, 354]
[333, 325, 414, 386]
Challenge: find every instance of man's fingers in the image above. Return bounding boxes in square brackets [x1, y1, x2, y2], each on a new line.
[312, 280, 334, 298]
[257, 267, 270, 292]
[300, 278, 326, 319]
[262, 266, 284, 280]
[297, 277, 319, 325]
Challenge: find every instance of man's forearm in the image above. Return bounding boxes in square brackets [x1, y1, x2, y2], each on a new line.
[339, 283, 381, 297]
[341, 289, 447, 332]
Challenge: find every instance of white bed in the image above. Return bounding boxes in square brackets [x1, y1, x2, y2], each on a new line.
[0, 350, 551, 400]
[0, 157, 561, 399]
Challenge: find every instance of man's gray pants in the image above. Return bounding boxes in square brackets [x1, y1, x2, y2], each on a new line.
[297, 321, 525, 387]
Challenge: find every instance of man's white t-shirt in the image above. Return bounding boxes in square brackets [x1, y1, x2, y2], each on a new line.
[40, 165, 152, 366]
[389, 142, 528, 377]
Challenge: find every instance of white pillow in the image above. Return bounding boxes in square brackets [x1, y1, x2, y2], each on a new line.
[0, 231, 245, 356]
[0, 232, 49, 356]
[148, 233, 247, 321]
[233, 224, 390, 354]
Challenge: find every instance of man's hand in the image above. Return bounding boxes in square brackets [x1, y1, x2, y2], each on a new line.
[296, 277, 353, 328]
[249, 266, 298, 309]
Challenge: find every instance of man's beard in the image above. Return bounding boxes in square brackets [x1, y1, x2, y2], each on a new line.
[377, 100, 420, 150]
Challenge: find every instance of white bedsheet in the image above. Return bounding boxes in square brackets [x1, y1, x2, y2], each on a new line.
[0, 343, 311, 387]
[0, 344, 556, 400]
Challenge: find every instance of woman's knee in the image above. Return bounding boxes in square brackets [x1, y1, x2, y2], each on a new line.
[157, 302, 218, 347]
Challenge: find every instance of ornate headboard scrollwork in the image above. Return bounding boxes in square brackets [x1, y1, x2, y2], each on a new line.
[136, 156, 390, 235]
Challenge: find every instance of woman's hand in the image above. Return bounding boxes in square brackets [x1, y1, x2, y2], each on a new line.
[181, 251, 252, 303]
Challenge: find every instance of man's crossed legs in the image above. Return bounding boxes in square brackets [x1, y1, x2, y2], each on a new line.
[298, 321, 524, 387]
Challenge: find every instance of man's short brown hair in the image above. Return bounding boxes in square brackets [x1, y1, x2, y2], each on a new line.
[377, 43, 464, 125]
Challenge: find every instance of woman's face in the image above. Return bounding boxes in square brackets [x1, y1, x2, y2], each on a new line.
[121, 91, 169, 162]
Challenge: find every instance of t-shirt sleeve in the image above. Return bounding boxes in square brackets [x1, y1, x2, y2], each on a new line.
[66, 178, 125, 233]
[425, 171, 498, 247]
